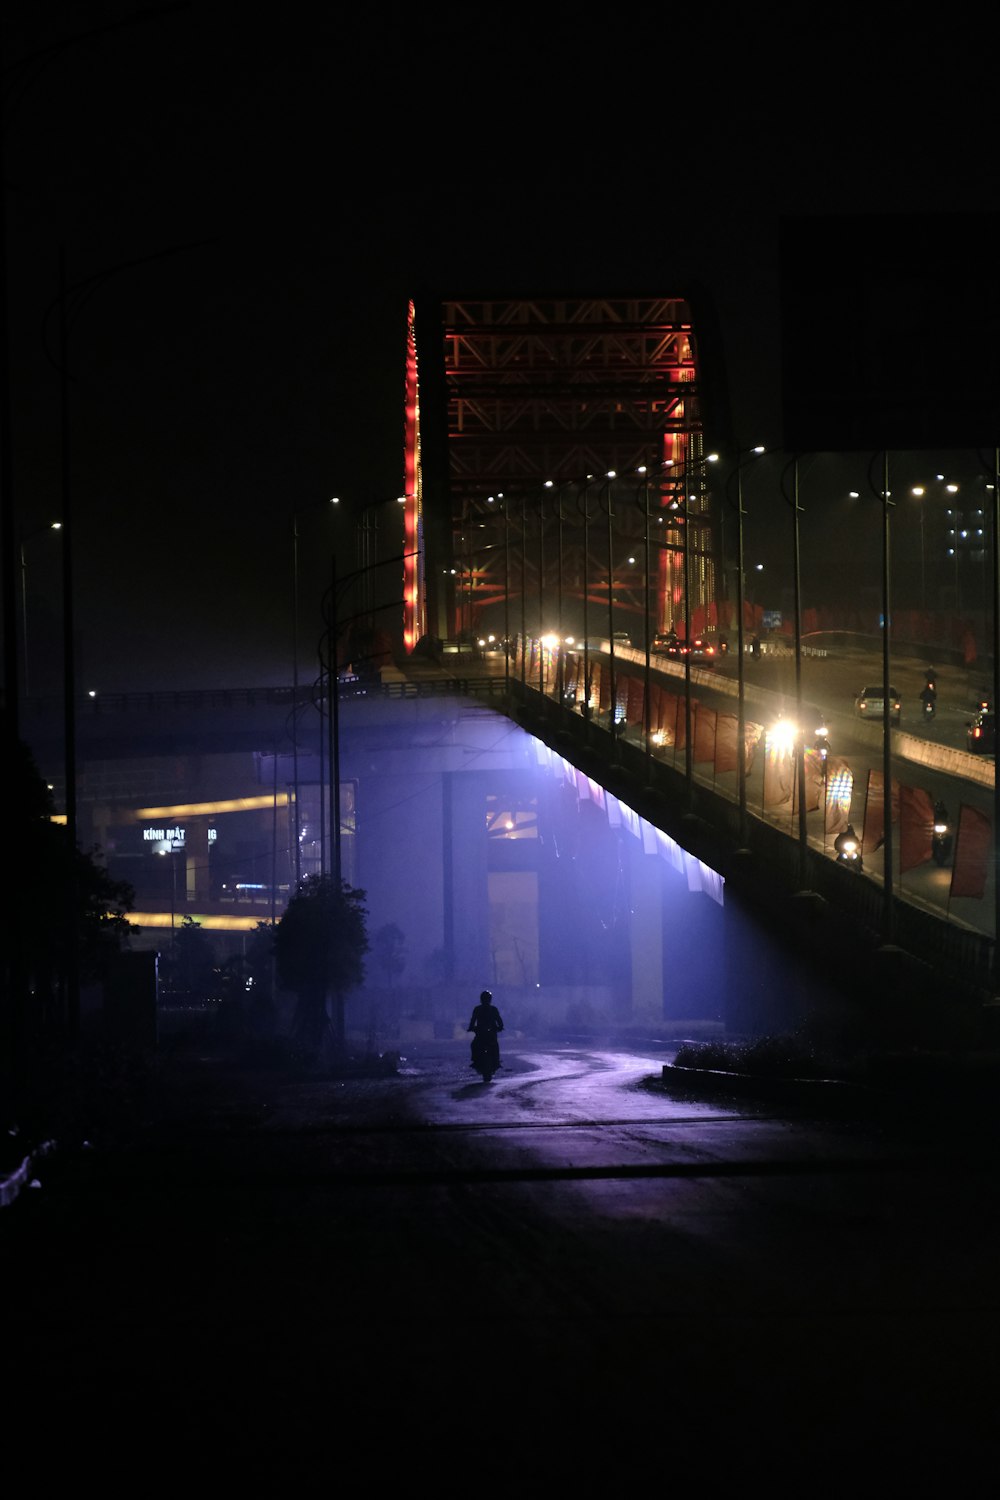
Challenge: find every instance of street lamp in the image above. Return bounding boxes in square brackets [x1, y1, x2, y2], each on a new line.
[292, 496, 340, 884]
[780, 455, 808, 884]
[725, 445, 766, 840]
[543, 479, 569, 701]
[988, 447, 1000, 986]
[576, 476, 599, 724]
[747, 563, 764, 612]
[19, 519, 62, 698]
[866, 450, 895, 942]
[911, 476, 958, 615]
[355, 495, 408, 649]
[320, 546, 420, 890]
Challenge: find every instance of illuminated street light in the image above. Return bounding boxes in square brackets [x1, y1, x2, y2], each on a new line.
[19, 519, 62, 698]
[292, 496, 340, 883]
[725, 445, 767, 840]
[911, 476, 958, 613]
[576, 476, 599, 725]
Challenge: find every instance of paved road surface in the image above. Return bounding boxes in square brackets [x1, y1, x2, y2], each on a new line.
[4, 1037, 998, 1486]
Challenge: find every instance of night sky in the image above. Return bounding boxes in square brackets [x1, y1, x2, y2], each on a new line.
[3, 3, 996, 694]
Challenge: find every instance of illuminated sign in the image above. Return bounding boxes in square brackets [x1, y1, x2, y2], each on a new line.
[142, 826, 217, 849]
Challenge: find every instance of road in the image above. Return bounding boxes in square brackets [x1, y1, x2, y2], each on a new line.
[4, 1036, 998, 1484]
[588, 637, 997, 933]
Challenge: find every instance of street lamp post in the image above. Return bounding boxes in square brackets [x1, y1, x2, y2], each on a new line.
[603, 470, 619, 747]
[636, 464, 657, 772]
[292, 496, 340, 885]
[524, 498, 530, 690]
[543, 479, 568, 702]
[321, 546, 420, 891]
[726, 446, 766, 842]
[912, 476, 958, 617]
[537, 489, 547, 698]
[866, 450, 895, 942]
[577, 476, 598, 726]
[781, 455, 808, 884]
[19, 520, 62, 698]
[910, 485, 927, 614]
[990, 448, 1000, 983]
[501, 493, 511, 698]
[680, 453, 694, 788]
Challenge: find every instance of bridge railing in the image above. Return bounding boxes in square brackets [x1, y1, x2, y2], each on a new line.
[505, 673, 996, 1006]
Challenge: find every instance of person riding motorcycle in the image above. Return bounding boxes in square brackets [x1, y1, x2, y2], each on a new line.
[920, 681, 937, 717]
[468, 989, 504, 1074]
[932, 800, 953, 867]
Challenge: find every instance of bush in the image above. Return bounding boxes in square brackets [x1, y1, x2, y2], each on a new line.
[673, 1033, 846, 1081]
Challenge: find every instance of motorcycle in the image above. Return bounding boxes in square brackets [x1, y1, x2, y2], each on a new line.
[471, 1032, 501, 1083]
[834, 825, 863, 871]
[932, 802, 953, 867]
[921, 692, 937, 720]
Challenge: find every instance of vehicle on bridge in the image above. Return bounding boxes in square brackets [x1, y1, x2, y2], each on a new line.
[854, 684, 901, 724]
[966, 707, 995, 754]
[656, 634, 716, 666]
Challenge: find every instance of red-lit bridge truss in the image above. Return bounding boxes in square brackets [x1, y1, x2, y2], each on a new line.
[436, 296, 715, 643]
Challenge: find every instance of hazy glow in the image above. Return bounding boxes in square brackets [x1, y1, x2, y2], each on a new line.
[128, 911, 266, 932]
[134, 794, 288, 819]
[769, 718, 798, 755]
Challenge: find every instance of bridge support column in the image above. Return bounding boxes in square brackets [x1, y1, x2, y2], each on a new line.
[627, 837, 664, 1025]
[186, 819, 212, 905]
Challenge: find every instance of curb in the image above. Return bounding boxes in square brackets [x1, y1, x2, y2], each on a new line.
[660, 1062, 875, 1113]
[0, 1140, 58, 1209]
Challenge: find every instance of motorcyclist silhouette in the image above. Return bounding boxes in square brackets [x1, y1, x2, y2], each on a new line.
[920, 681, 937, 717]
[468, 989, 504, 1077]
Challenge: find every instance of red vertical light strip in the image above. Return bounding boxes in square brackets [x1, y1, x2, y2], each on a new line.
[403, 300, 423, 651]
[659, 430, 687, 633]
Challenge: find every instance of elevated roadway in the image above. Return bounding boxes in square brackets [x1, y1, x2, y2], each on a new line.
[17, 636, 1000, 1012]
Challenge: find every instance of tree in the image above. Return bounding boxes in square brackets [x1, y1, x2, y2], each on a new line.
[3, 720, 138, 1114]
[371, 922, 406, 987]
[243, 920, 278, 1035]
[273, 876, 369, 1060]
[162, 915, 217, 1003]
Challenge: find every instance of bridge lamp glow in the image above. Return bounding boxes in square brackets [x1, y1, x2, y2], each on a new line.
[769, 717, 798, 756]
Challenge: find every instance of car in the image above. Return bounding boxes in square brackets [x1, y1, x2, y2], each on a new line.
[651, 633, 716, 665]
[966, 708, 995, 754]
[610, 630, 632, 649]
[854, 684, 900, 723]
[682, 635, 717, 666]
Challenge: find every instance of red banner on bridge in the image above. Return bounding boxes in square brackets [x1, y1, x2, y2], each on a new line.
[899, 784, 934, 873]
[693, 704, 716, 764]
[950, 805, 992, 900]
[715, 714, 739, 775]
